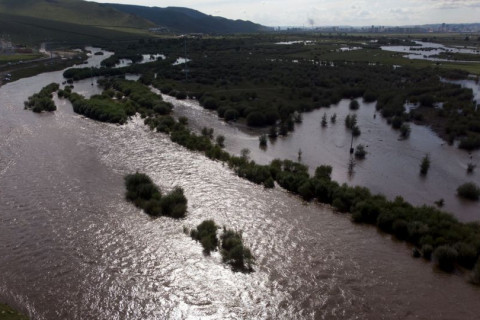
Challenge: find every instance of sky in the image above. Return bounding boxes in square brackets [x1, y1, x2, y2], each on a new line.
[90, 0, 480, 27]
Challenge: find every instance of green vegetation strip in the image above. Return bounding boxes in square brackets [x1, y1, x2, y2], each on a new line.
[0, 303, 28, 320]
[24, 83, 59, 113]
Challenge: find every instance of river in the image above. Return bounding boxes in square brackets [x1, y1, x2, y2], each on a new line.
[163, 94, 480, 222]
[1, 49, 480, 319]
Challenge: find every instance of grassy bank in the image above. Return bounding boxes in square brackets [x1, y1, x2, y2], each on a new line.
[0, 303, 28, 320]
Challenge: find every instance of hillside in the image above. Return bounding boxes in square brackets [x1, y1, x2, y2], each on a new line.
[104, 4, 270, 34]
[0, 0, 154, 29]
[0, 12, 147, 46]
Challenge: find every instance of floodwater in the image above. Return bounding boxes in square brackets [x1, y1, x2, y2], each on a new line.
[1, 50, 480, 320]
[163, 95, 480, 222]
[381, 41, 480, 62]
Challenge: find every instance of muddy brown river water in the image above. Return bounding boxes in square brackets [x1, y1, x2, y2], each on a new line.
[1, 49, 480, 320]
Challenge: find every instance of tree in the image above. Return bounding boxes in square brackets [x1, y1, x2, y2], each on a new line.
[190, 220, 219, 255]
[220, 228, 255, 271]
[216, 135, 225, 148]
[241, 148, 250, 160]
[457, 182, 480, 201]
[420, 154, 430, 176]
[355, 144, 367, 159]
[400, 123, 411, 139]
[259, 134, 267, 147]
[321, 113, 328, 127]
[349, 100, 360, 110]
[330, 113, 337, 124]
[434, 245, 458, 272]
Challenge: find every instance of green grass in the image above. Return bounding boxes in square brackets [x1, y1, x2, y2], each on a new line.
[1, 55, 86, 83]
[0, 13, 154, 46]
[0, 303, 28, 320]
[0, 0, 154, 29]
[0, 53, 43, 65]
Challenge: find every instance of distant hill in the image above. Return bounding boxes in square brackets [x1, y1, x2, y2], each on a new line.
[104, 4, 270, 34]
[0, 12, 145, 45]
[0, 0, 154, 29]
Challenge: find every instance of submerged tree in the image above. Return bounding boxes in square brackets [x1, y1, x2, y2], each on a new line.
[190, 220, 219, 255]
[321, 113, 328, 128]
[259, 134, 267, 147]
[216, 135, 225, 148]
[457, 182, 480, 201]
[355, 144, 367, 159]
[349, 100, 360, 110]
[420, 154, 430, 176]
[330, 113, 337, 124]
[400, 123, 411, 139]
[220, 227, 255, 271]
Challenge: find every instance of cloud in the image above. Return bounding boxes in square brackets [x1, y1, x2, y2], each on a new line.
[428, 0, 480, 9]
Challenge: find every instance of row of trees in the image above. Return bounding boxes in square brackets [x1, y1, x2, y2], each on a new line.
[140, 112, 480, 280]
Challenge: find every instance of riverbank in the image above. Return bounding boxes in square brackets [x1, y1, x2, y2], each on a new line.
[0, 53, 86, 86]
[0, 303, 28, 320]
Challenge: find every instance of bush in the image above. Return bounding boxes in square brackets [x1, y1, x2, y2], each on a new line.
[354, 144, 367, 159]
[190, 220, 219, 254]
[400, 123, 411, 139]
[420, 154, 430, 176]
[314, 165, 332, 180]
[472, 259, 480, 285]
[457, 182, 480, 201]
[220, 228, 255, 271]
[246, 112, 266, 127]
[159, 187, 188, 218]
[455, 242, 478, 269]
[422, 244, 433, 260]
[124, 173, 187, 219]
[349, 100, 360, 110]
[434, 245, 458, 272]
[224, 109, 239, 121]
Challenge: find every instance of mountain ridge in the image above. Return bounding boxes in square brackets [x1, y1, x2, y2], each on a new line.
[104, 3, 270, 34]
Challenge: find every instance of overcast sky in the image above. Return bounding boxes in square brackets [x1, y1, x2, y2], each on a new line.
[90, 0, 480, 27]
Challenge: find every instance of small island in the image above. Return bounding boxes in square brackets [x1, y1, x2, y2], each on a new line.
[190, 220, 255, 272]
[24, 83, 59, 113]
[124, 172, 187, 219]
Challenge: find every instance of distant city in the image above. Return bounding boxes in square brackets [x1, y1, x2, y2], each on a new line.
[279, 23, 480, 34]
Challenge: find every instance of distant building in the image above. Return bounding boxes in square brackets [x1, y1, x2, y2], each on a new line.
[149, 27, 169, 33]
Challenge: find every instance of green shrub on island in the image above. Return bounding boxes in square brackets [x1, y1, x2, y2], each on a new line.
[457, 182, 480, 201]
[0, 303, 29, 320]
[190, 220, 219, 255]
[124, 172, 187, 219]
[24, 82, 59, 113]
[220, 227, 255, 271]
[59, 79, 173, 124]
